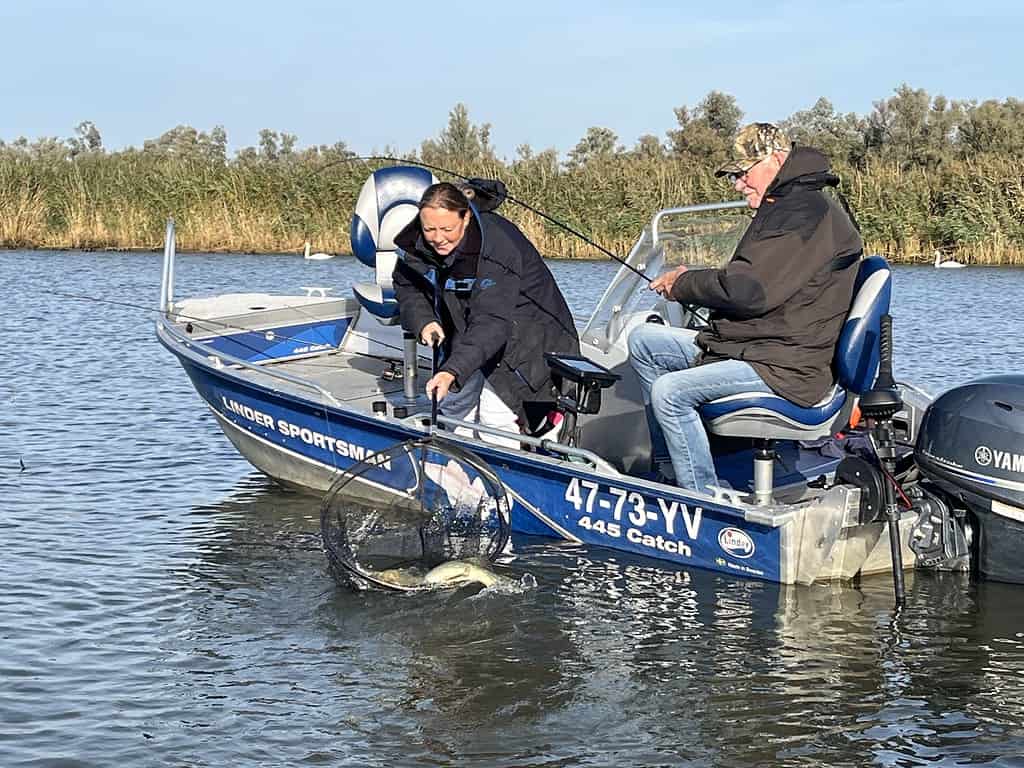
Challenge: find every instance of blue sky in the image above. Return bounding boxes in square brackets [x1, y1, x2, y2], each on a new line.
[2, 0, 1020, 159]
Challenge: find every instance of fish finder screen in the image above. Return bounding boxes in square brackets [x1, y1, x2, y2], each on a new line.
[553, 357, 609, 375]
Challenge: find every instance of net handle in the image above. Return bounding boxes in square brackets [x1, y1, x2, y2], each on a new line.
[430, 332, 441, 428]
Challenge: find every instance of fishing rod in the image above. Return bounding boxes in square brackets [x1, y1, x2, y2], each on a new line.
[304, 155, 654, 285]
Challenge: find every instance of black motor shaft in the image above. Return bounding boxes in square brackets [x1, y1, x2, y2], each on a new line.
[861, 314, 906, 606]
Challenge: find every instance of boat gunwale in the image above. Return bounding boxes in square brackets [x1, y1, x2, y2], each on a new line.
[157, 316, 648, 487]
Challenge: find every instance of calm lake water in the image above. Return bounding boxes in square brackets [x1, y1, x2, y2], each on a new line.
[3, 249, 1024, 767]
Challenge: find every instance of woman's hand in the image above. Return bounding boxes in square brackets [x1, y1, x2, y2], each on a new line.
[426, 371, 455, 401]
[420, 322, 445, 346]
[649, 265, 688, 298]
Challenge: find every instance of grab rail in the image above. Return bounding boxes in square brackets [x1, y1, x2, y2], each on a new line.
[162, 314, 616, 469]
[650, 200, 748, 250]
[433, 415, 620, 475]
[160, 217, 176, 314]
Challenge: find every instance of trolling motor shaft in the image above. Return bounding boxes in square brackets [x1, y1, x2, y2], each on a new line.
[859, 314, 906, 606]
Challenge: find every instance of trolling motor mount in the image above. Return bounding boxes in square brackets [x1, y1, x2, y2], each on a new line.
[907, 486, 972, 571]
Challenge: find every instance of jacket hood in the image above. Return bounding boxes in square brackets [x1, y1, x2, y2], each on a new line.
[463, 178, 507, 212]
[768, 146, 840, 196]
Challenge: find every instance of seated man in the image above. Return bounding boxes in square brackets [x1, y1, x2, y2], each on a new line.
[392, 182, 579, 446]
[628, 123, 863, 492]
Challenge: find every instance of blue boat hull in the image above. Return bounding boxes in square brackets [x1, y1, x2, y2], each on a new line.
[173, 352, 784, 582]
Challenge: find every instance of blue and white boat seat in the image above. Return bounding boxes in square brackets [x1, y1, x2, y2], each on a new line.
[350, 166, 437, 324]
[700, 255, 891, 497]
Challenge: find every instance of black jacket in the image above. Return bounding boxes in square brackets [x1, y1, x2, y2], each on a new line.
[392, 207, 580, 417]
[670, 146, 862, 407]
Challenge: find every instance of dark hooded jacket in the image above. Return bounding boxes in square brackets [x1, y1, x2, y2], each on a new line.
[669, 146, 862, 407]
[392, 206, 579, 418]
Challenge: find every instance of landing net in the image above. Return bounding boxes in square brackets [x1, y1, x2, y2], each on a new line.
[320, 437, 511, 592]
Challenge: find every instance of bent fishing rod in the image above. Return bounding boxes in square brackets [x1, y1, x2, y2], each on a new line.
[50, 156, 671, 349]
[306, 155, 655, 285]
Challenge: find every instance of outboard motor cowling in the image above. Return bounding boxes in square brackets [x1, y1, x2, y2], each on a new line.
[914, 374, 1024, 584]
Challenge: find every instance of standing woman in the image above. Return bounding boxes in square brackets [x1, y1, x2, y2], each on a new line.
[392, 182, 579, 445]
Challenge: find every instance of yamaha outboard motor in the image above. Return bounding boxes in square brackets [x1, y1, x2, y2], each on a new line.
[913, 374, 1024, 584]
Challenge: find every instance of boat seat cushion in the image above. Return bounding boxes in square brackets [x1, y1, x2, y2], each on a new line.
[834, 255, 891, 395]
[701, 386, 847, 440]
[350, 166, 437, 322]
[700, 255, 891, 441]
[353, 282, 399, 324]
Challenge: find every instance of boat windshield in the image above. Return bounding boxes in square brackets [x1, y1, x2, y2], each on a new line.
[581, 201, 751, 351]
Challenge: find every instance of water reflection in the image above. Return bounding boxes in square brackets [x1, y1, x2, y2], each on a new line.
[6, 250, 1024, 766]
[166, 474, 1024, 765]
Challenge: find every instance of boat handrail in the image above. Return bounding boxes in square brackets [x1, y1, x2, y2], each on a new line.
[162, 314, 616, 470]
[160, 217, 176, 314]
[157, 318, 343, 406]
[433, 415, 620, 475]
[650, 200, 748, 250]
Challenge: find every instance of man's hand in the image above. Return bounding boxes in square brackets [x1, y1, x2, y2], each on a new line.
[426, 371, 456, 401]
[649, 265, 688, 298]
[420, 322, 445, 346]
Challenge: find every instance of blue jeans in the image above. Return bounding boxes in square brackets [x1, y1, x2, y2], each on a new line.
[436, 370, 521, 448]
[436, 369, 487, 419]
[628, 324, 772, 493]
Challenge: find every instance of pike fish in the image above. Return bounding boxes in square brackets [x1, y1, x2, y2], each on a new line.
[373, 559, 504, 590]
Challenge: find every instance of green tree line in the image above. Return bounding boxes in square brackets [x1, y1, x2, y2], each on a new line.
[2, 85, 1023, 264]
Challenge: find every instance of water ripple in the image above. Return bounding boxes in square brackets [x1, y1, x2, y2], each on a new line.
[3, 252, 1024, 766]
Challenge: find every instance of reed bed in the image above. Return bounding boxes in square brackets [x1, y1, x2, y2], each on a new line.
[2, 151, 1023, 265]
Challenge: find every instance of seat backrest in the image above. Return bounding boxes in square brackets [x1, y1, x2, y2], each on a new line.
[834, 255, 892, 395]
[350, 166, 437, 286]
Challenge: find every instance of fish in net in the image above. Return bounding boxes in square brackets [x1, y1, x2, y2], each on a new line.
[320, 436, 512, 592]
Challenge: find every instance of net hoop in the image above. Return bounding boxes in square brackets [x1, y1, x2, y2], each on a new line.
[320, 436, 512, 592]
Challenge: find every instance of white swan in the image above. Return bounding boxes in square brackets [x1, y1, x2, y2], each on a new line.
[934, 250, 965, 269]
[303, 241, 335, 261]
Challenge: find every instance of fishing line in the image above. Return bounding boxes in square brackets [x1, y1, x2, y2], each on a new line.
[308, 156, 722, 324]
[302, 155, 654, 284]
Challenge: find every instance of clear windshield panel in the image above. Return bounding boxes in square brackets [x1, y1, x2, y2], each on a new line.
[582, 201, 751, 350]
[656, 204, 750, 267]
[581, 226, 661, 349]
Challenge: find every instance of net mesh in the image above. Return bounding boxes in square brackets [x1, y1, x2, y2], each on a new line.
[320, 437, 511, 591]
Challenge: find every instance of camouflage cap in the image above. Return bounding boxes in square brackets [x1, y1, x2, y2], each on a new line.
[715, 122, 792, 177]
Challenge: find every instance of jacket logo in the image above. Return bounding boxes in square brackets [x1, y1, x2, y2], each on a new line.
[479, 278, 496, 290]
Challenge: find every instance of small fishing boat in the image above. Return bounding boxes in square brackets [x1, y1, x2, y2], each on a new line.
[157, 165, 1024, 593]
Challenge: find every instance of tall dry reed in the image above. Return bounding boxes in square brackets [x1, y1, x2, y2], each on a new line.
[2, 150, 1023, 265]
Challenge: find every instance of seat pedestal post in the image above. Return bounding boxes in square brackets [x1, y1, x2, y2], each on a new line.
[753, 440, 776, 505]
[402, 332, 418, 402]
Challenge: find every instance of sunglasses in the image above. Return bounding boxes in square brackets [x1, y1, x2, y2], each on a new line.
[725, 158, 761, 184]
